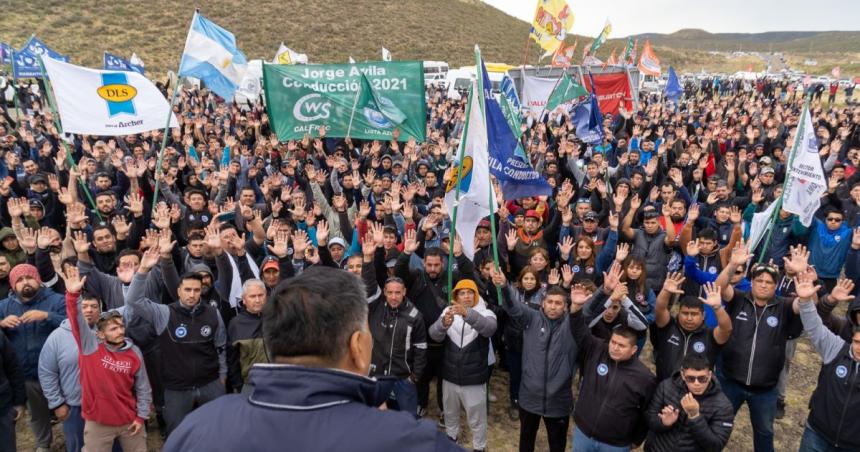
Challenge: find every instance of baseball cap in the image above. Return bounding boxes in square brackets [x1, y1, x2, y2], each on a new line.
[261, 257, 280, 273]
[583, 211, 599, 222]
[761, 166, 775, 175]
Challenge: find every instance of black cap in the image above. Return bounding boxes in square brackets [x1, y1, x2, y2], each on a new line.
[583, 211, 599, 221]
[28, 174, 48, 185]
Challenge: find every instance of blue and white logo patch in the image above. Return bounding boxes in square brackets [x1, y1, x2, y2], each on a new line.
[200, 325, 212, 337]
[766, 316, 778, 328]
[572, 265, 580, 273]
[175, 325, 187, 338]
[836, 365, 848, 378]
[708, 266, 717, 274]
[693, 341, 706, 353]
[597, 363, 609, 376]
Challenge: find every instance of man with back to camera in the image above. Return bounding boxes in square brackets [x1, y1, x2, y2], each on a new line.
[163, 266, 462, 451]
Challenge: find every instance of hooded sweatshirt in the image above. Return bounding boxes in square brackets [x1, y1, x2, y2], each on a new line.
[37, 319, 83, 409]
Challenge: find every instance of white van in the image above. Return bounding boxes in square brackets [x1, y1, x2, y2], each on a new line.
[445, 67, 506, 100]
[423, 61, 449, 86]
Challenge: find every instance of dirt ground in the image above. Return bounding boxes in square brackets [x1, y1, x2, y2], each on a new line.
[15, 333, 819, 452]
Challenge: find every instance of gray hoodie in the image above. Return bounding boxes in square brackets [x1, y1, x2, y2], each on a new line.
[38, 319, 81, 409]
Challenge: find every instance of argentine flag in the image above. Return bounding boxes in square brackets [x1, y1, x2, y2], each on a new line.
[179, 12, 247, 100]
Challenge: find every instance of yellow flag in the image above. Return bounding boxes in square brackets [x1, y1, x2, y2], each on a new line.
[530, 0, 574, 55]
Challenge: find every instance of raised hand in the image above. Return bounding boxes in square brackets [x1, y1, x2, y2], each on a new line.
[548, 268, 561, 285]
[403, 229, 419, 254]
[370, 221, 385, 247]
[729, 241, 752, 267]
[686, 238, 701, 257]
[687, 203, 700, 222]
[362, 231, 376, 258]
[268, 230, 290, 258]
[658, 405, 680, 427]
[570, 283, 592, 308]
[561, 265, 574, 286]
[559, 236, 575, 259]
[615, 242, 630, 262]
[663, 272, 686, 294]
[139, 245, 161, 272]
[315, 220, 330, 245]
[699, 282, 722, 308]
[204, 222, 223, 255]
[491, 268, 506, 287]
[610, 283, 629, 302]
[158, 229, 176, 257]
[602, 261, 623, 292]
[505, 229, 517, 251]
[61, 266, 87, 294]
[793, 271, 822, 300]
[829, 278, 856, 304]
[72, 231, 90, 255]
[292, 230, 310, 257]
[112, 216, 131, 240]
[18, 228, 37, 254]
[852, 227, 860, 250]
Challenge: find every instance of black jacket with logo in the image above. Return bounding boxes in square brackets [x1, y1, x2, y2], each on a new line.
[721, 291, 802, 388]
[651, 319, 722, 381]
[570, 310, 657, 447]
[645, 372, 734, 452]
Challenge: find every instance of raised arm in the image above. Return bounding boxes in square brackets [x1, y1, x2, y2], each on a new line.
[701, 282, 732, 344]
[715, 241, 751, 302]
[796, 274, 845, 365]
[61, 268, 98, 355]
[126, 246, 171, 334]
[656, 272, 685, 328]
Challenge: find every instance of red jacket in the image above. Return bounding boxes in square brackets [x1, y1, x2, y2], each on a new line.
[66, 293, 150, 426]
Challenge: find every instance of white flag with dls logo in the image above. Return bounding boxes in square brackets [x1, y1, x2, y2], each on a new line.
[42, 57, 178, 136]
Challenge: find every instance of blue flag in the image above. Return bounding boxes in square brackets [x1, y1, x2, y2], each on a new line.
[179, 12, 248, 100]
[13, 37, 69, 78]
[0, 43, 11, 64]
[500, 75, 520, 110]
[573, 74, 605, 145]
[103, 51, 145, 75]
[664, 67, 682, 103]
[479, 59, 553, 201]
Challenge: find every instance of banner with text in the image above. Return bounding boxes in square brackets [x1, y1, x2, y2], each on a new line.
[583, 72, 632, 116]
[263, 61, 425, 142]
[520, 74, 558, 118]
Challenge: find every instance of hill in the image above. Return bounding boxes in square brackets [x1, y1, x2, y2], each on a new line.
[0, 1, 856, 76]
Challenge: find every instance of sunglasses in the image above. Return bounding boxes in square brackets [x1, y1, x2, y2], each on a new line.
[683, 374, 710, 384]
[826, 217, 843, 222]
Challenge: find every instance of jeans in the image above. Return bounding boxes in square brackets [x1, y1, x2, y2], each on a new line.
[163, 379, 225, 437]
[571, 426, 630, 452]
[799, 423, 856, 452]
[389, 378, 418, 416]
[777, 339, 797, 400]
[25, 379, 53, 448]
[719, 375, 777, 452]
[519, 408, 568, 452]
[505, 347, 522, 404]
[0, 406, 15, 452]
[63, 405, 85, 452]
[417, 345, 443, 411]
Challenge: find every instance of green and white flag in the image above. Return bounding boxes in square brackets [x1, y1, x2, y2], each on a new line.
[587, 19, 612, 55]
[263, 61, 425, 141]
[545, 72, 588, 113]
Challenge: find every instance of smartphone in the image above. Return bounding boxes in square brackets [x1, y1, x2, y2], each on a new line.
[217, 211, 236, 222]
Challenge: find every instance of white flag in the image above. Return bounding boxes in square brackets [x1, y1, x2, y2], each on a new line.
[349, 56, 356, 64]
[42, 57, 177, 136]
[521, 75, 558, 118]
[445, 80, 495, 259]
[782, 106, 825, 227]
[234, 59, 262, 101]
[747, 199, 779, 253]
[382, 47, 392, 62]
[129, 52, 144, 67]
[273, 43, 308, 65]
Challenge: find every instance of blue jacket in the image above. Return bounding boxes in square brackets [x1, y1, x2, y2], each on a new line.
[808, 218, 851, 279]
[164, 364, 463, 452]
[0, 288, 66, 379]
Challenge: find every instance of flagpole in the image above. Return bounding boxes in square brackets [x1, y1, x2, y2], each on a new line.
[446, 83, 473, 305]
[346, 74, 362, 139]
[756, 98, 810, 263]
[150, 76, 184, 215]
[35, 56, 103, 222]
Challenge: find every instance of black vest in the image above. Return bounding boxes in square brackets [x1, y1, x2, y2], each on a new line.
[158, 302, 220, 390]
[441, 332, 490, 386]
[808, 344, 860, 450]
[651, 319, 720, 381]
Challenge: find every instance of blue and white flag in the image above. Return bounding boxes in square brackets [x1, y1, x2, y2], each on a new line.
[23, 37, 68, 62]
[13, 37, 69, 78]
[178, 12, 248, 100]
[500, 75, 520, 110]
[42, 57, 178, 135]
[782, 104, 826, 227]
[664, 67, 682, 103]
[477, 48, 553, 201]
[572, 94, 603, 145]
[104, 51, 145, 75]
[0, 43, 11, 64]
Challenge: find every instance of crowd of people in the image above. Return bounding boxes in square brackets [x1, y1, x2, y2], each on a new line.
[0, 65, 858, 452]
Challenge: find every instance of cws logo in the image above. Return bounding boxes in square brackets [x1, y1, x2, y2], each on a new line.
[445, 156, 473, 194]
[293, 93, 331, 121]
[97, 73, 137, 116]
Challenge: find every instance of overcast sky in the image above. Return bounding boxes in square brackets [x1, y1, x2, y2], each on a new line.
[481, 0, 860, 37]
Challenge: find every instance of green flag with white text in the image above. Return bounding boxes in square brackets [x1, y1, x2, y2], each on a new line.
[263, 61, 425, 141]
[545, 72, 588, 113]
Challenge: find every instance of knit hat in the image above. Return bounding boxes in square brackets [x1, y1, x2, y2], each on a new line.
[9, 263, 40, 288]
[452, 279, 479, 299]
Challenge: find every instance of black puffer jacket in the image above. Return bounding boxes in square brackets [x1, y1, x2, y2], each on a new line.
[644, 372, 735, 452]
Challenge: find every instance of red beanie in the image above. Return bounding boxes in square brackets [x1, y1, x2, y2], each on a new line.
[9, 264, 40, 288]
